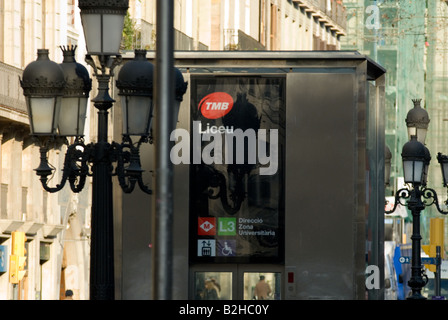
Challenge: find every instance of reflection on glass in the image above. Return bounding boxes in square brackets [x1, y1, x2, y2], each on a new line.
[194, 272, 232, 300]
[244, 272, 281, 300]
[190, 76, 285, 264]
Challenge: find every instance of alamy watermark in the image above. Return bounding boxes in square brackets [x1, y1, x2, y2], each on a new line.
[170, 121, 279, 176]
[365, 265, 381, 290]
[365, 4, 381, 30]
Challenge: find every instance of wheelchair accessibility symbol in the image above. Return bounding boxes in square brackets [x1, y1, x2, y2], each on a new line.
[217, 240, 236, 257]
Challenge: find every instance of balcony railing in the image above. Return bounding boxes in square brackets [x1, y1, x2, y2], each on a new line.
[0, 62, 27, 115]
[294, 0, 347, 32]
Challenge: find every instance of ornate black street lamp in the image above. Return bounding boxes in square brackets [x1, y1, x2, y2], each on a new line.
[405, 98, 430, 145]
[20, 0, 187, 300]
[20, 49, 66, 136]
[386, 99, 448, 300]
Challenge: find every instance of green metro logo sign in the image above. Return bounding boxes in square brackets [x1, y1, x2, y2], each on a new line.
[218, 217, 236, 236]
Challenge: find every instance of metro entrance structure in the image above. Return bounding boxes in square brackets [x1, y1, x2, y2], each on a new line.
[117, 51, 386, 300]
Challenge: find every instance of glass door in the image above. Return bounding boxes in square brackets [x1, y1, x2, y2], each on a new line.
[190, 264, 283, 300]
[193, 270, 234, 300]
[243, 272, 281, 300]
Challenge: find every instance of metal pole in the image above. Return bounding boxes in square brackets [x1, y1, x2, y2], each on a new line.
[153, 0, 175, 300]
[435, 246, 441, 297]
[90, 74, 115, 300]
[407, 187, 427, 300]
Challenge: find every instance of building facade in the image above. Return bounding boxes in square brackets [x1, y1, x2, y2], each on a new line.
[0, 0, 90, 300]
[125, 0, 346, 51]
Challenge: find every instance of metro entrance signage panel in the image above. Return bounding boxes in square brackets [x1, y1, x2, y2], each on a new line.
[189, 75, 285, 264]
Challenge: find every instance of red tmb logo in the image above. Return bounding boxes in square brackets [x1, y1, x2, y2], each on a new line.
[198, 92, 234, 119]
[198, 217, 216, 235]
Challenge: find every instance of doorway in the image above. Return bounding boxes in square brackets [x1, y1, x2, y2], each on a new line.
[190, 264, 283, 300]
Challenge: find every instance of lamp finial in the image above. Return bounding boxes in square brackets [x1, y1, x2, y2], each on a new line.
[412, 98, 422, 107]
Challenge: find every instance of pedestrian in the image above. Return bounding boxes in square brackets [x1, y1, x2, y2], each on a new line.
[202, 278, 220, 300]
[211, 278, 221, 293]
[254, 275, 271, 300]
[63, 289, 74, 300]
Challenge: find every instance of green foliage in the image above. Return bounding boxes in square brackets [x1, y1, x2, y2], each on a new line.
[122, 11, 135, 50]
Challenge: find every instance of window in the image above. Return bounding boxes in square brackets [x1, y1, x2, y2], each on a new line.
[1, 184, 7, 219]
[22, 187, 27, 218]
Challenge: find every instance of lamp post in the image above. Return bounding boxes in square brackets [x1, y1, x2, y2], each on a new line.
[20, 0, 187, 300]
[386, 99, 448, 300]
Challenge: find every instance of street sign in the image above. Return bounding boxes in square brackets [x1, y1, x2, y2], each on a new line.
[399, 256, 410, 264]
[422, 257, 437, 265]
[0, 246, 6, 272]
[399, 256, 437, 265]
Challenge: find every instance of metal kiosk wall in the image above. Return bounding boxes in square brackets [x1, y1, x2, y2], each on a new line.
[117, 51, 386, 300]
